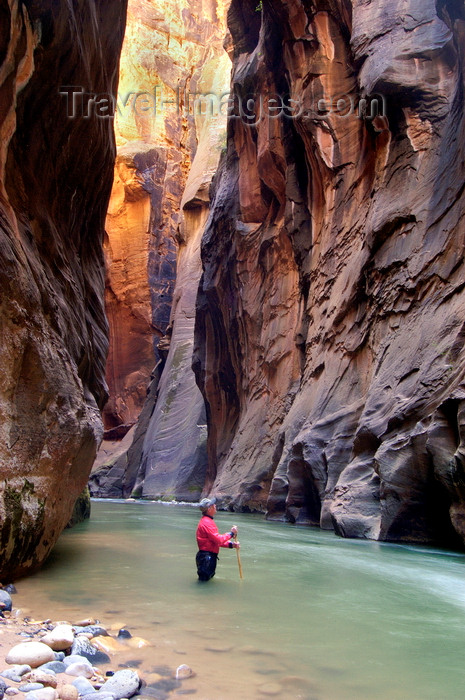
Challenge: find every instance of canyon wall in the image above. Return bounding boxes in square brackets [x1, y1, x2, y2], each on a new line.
[193, 0, 465, 546]
[0, 0, 126, 579]
[100, 0, 229, 437]
[90, 0, 230, 498]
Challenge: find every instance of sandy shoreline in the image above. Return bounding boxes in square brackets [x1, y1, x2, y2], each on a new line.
[0, 605, 197, 700]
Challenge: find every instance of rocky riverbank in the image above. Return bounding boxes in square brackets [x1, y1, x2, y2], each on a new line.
[0, 590, 194, 700]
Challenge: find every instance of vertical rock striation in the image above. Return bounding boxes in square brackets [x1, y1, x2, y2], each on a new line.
[0, 0, 127, 578]
[101, 0, 230, 436]
[90, 0, 231, 497]
[194, 0, 465, 546]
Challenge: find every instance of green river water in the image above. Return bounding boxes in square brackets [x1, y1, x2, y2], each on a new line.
[13, 499, 465, 700]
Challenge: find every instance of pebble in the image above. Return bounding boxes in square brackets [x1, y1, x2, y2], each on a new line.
[57, 685, 78, 700]
[18, 684, 44, 692]
[81, 693, 116, 700]
[72, 627, 108, 638]
[5, 643, 55, 669]
[91, 637, 126, 655]
[37, 663, 65, 675]
[0, 673, 21, 684]
[2, 586, 17, 595]
[24, 671, 57, 688]
[174, 665, 194, 680]
[70, 638, 110, 665]
[100, 669, 140, 699]
[125, 638, 151, 650]
[62, 656, 88, 669]
[40, 626, 74, 652]
[5, 690, 19, 696]
[73, 619, 96, 628]
[116, 630, 131, 640]
[64, 662, 94, 679]
[0, 593, 12, 614]
[24, 688, 57, 700]
[70, 677, 96, 695]
[0, 679, 6, 700]
[1, 665, 32, 680]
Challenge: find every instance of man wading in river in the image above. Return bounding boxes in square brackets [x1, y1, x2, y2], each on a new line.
[196, 498, 240, 581]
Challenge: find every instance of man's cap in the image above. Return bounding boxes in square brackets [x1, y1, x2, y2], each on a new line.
[199, 497, 216, 512]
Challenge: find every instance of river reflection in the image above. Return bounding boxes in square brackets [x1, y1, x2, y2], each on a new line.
[13, 499, 465, 700]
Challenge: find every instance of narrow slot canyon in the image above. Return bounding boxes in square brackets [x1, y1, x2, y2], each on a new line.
[1, 0, 465, 584]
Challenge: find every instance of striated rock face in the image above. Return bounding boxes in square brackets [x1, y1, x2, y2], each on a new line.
[0, 0, 126, 578]
[91, 0, 230, 497]
[193, 0, 465, 546]
[101, 0, 229, 435]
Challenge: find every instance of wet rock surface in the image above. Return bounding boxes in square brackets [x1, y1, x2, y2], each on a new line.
[192, 0, 465, 546]
[0, 0, 127, 579]
[90, 0, 231, 500]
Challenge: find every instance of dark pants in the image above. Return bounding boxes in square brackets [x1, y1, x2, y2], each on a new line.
[196, 550, 218, 581]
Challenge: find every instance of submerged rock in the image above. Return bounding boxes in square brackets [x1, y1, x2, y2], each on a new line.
[70, 638, 110, 665]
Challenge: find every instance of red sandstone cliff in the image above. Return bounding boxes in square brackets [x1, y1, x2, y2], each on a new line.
[0, 0, 126, 579]
[90, 0, 230, 498]
[193, 0, 465, 546]
[101, 0, 229, 436]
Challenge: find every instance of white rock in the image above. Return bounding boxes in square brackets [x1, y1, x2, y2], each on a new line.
[64, 662, 93, 679]
[24, 688, 57, 700]
[5, 643, 55, 669]
[40, 625, 74, 652]
[175, 665, 194, 680]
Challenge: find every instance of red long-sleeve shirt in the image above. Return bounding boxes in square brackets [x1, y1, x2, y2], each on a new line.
[196, 515, 233, 554]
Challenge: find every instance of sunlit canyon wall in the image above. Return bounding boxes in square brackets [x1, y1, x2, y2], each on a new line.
[91, 0, 465, 548]
[193, 0, 465, 546]
[0, 0, 127, 578]
[90, 0, 230, 499]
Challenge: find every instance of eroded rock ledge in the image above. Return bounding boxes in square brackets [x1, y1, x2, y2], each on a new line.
[193, 0, 465, 546]
[0, 0, 127, 578]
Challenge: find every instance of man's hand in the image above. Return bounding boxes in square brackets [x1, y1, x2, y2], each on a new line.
[231, 525, 238, 535]
[233, 540, 240, 549]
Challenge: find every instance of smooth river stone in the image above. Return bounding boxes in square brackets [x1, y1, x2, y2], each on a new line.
[125, 637, 151, 650]
[64, 662, 94, 679]
[57, 685, 78, 700]
[174, 665, 194, 680]
[91, 637, 126, 655]
[100, 670, 140, 699]
[37, 662, 66, 675]
[0, 592, 12, 613]
[40, 625, 74, 651]
[24, 671, 57, 688]
[70, 677, 95, 695]
[23, 689, 57, 700]
[5, 644, 55, 669]
[1, 665, 32, 680]
[70, 638, 109, 664]
[73, 627, 108, 638]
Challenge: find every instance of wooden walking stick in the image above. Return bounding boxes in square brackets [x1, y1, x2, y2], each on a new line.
[234, 533, 243, 579]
